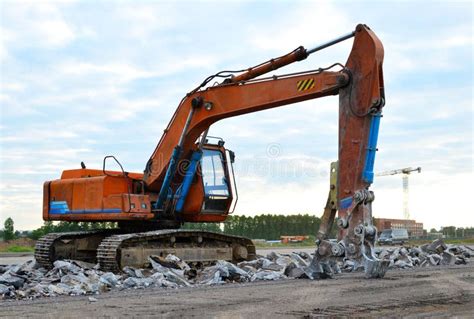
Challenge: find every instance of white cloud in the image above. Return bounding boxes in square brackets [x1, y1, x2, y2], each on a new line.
[248, 2, 351, 52]
[1, 2, 75, 48]
[109, 98, 163, 121]
[0, 128, 80, 143]
[383, 23, 473, 75]
[0, 41, 9, 63]
[113, 3, 178, 40]
[0, 82, 25, 92]
[58, 61, 157, 83]
[0, 1, 472, 232]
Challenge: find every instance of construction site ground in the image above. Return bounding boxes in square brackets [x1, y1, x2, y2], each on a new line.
[1, 250, 473, 318]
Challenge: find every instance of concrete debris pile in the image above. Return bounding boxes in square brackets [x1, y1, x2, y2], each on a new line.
[0, 240, 471, 300]
[340, 240, 472, 272]
[0, 252, 310, 300]
[375, 239, 472, 270]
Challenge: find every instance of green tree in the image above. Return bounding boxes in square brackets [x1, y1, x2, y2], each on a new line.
[29, 221, 118, 240]
[182, 222, 222, 232]
[3, 217, 15, 241]
[442, 226, 456, 238]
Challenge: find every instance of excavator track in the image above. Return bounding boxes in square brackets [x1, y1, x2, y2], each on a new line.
[35, 232, 66, 269]
[97, 230, 256, 272]
[35, 229, 256, 272]
[34, 230, 118, 269]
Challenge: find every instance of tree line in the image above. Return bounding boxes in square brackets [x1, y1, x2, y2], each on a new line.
[2, 214, 324, 241]
[2, 216, 474, 241]
[1, 218, 117, 241]
[183, 214, 327, 240]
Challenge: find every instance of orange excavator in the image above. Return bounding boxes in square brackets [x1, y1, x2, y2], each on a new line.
[36, 24, 388, 278]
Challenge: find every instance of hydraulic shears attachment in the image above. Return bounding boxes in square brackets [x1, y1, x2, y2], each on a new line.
[306, 165, 389, 279]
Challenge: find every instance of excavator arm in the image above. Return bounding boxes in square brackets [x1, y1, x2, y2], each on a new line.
[144, 23, 383, 198]
[142, 23, 386, 277]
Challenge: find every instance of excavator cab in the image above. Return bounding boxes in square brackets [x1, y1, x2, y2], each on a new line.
[174, 140, 237, 221]
[200, 138, 238, 215]
[200, 148, 231, 213]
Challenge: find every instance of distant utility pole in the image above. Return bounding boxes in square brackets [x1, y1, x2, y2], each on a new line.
[376, 167, 421, 220]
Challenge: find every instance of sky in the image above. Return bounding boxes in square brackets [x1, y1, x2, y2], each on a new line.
[0, 0, 472, 231]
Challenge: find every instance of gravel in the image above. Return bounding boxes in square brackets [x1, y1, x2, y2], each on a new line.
[0, 239, 471, 300]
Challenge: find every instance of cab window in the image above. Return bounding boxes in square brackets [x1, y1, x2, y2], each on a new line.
[200, 149, 231, 213]
[201, 150, 229, 196]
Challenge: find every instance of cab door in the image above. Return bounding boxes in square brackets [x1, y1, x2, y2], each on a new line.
[200, 149, 232, 213]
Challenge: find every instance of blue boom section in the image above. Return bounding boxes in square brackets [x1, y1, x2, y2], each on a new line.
[175, 151, 202, 212]
[362, 112, 382, 184]
[155, 146, 181, 209]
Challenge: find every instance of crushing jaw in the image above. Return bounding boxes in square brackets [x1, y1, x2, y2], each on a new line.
[307, 188, 389, 279]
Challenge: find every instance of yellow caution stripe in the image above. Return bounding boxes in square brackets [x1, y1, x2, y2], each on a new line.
[296, 78, 315, 92]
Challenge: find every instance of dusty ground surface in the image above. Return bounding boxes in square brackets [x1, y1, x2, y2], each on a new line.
[0, 253, 33, 265]
[2, 263, 472, 318]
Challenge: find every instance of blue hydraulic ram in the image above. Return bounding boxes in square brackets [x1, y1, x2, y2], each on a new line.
[362, 112, 382, 184]
[155, 103, 198, 209]
[175, 151, 202, 212]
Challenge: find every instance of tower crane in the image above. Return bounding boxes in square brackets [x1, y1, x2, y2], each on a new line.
[376, 167, 421, 219]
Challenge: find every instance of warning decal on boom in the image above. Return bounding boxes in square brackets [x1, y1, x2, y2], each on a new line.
[296, 78, 315, 91]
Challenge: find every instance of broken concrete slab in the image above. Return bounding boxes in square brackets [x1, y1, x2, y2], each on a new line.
[123, 277, 155, 289]
[150, 254, 190, 271]
[0, 283, 11, 295]
[424, 239, 448, 254]
[284, 262, 306, 278]
[441, 251, 456, 265]
[99, 272, 120, 287]
[251, 269, 286, 281]
[428, 255, 439, 266]
[149, 256, 190, 287]
[262, 263, 284, 272]
[53, 260, 84, 275]
[0, 273, 25, 289]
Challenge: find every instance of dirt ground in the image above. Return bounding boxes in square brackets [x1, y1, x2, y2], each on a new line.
[2, 263, 473, 318]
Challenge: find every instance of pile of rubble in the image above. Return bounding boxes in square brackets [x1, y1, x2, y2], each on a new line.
[0, 240, 471, 300]
[0, 253, 303, 300]
[377, 239, 471, 269]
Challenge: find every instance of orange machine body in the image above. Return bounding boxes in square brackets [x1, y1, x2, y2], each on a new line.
[43, 170, 153, 222]
[43, 24, 385, 234]
[44, 144, 234, 224]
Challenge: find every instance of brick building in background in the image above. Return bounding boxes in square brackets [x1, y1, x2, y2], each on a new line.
[374, 218, 424, 238]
